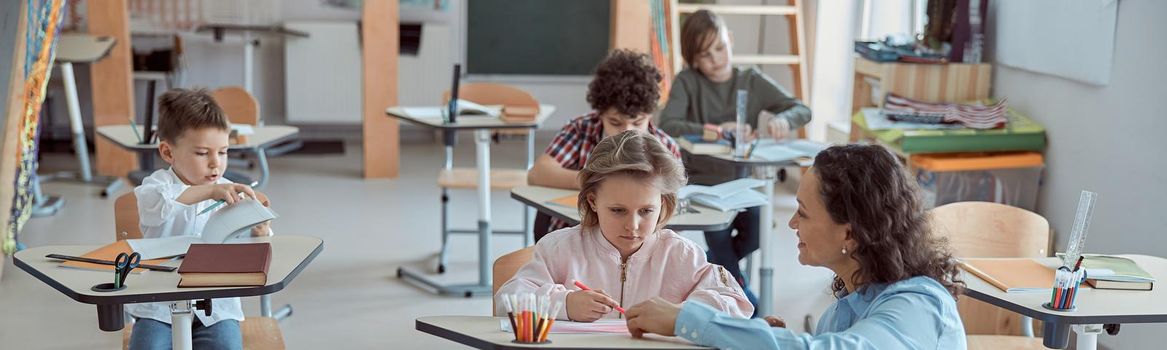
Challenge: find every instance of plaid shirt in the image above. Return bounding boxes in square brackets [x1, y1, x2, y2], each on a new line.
[543, 112, 681, 231]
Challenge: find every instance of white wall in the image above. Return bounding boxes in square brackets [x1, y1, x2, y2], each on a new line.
[986, 1, 1167, 348]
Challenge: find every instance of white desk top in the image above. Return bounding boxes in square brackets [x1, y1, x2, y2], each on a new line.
[679, 140, 820, 168]
[417, 316, 712, 350]
[511, 185, 736, 232]
[13, 235, 323, 305]
[96, 125, 300, 152]
[386, 105, 556, 130]
[962, 255, 1167, 324]
[56, 33, 116, 63]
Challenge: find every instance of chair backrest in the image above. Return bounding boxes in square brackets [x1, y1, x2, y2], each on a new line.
[114, 191, 271, 241]
[492, 246, 534, 315]
[442, 83, 540, 111]
[211, 86, 260, 125]
[443, 83, 540, 136]
[931, 201, 1051, 336]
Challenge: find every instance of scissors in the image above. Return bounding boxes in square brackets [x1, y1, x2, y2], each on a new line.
[114, 252, 141, 288]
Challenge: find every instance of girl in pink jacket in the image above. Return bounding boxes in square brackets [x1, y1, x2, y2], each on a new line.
[496, 131, 753, 321]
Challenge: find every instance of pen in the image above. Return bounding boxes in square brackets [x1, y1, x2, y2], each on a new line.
[128, 117, 143, 143]
[199, 200, 226, 215]
[573, 280, 626, 314]
[745, 139, 759, 159]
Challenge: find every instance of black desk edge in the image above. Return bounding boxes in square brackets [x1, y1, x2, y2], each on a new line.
[962, 287, 1167, 325]
[13, 239, 324, 305]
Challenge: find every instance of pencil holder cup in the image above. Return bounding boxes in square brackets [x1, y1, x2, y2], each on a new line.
[1043, 268, 1086, 311]
[502, 292, 560, 344]
[92, 282, 126, 292]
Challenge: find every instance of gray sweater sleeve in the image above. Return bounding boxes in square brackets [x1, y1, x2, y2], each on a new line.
[658, 72, 706, 136]
[750, 69, 812, 129]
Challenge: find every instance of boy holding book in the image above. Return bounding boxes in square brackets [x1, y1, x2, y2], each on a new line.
[129, 88, 271, 349]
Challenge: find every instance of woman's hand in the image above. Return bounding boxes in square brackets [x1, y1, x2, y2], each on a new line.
[764, 315, 787, 328]
[625, 297, 682, 338]
[566, 289, 621, 322]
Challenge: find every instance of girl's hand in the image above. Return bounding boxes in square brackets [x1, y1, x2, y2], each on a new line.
[566, 289, 621, 322]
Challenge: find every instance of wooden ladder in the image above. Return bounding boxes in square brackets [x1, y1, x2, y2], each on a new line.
[669, 0, 810, 103]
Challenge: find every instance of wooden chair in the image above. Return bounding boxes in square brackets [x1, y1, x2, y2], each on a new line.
[491, 247, 535, 316]
[115, 192, 285, 350]
[931, 201, 1051, 349]
[209, 86, 265, 188]
[211, 86, 260, 125]
[432, 83, 538, 274]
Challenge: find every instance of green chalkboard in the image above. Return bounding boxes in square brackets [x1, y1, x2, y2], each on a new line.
[467, 0, 610, 76]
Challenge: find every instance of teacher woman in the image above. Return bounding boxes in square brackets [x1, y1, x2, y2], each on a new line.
[626, 144, 968, 349]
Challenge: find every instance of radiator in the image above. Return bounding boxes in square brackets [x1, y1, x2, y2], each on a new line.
[283, 21, 362, 124]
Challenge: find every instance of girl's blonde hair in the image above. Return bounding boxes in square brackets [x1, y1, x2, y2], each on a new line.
[577, 131, 687, 228]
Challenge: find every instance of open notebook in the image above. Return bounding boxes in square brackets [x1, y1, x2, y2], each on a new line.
[400, 99, 502, 119]
[126, 198, 279, 259]
[678, 178, 768, 212]
[959, 258, 1058, 293]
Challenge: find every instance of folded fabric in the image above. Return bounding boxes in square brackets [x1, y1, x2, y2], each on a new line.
[883, 94, 1008, 129]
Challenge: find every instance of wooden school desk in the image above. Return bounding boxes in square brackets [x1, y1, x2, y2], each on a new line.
[962, 255, 1167, 350]
[417, 316, 713, 350]
[96, 124, 300, 190]
[12, 235, 323, 350]
[680, 148, 812, 317]
[387, 105, 555, 298]
[510, 185, 737, 232]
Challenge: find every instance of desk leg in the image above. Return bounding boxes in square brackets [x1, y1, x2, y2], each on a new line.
[475, 129, 493, 287]
[61, 62, 93, 182]
[757, 166, 777, 316]
[395, 130, 493, 297]
[255, 148, 270, 190]
[170, 300, 194, 350]
[1074, 324, 1102, 350]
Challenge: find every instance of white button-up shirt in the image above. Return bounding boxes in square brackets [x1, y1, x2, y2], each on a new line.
[125, 168, 244, 326]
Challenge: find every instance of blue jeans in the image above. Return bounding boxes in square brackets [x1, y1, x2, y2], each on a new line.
[704, 206, 761, 284]
[129, 318, 242, 350]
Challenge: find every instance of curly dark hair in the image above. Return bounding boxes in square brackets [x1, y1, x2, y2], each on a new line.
[587, 49, 662, 117]
[812, 144, 964, 298]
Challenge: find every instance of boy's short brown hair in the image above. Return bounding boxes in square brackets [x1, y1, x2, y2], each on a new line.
[679, 10, 727, 68]
[586, 49, 662, 118]
[156, 88, 230, 143]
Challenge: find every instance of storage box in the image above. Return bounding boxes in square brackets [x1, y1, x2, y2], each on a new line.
[912, 152, 1044, 211]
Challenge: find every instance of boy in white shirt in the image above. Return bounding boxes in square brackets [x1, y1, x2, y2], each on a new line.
[128, 88, 272, 350]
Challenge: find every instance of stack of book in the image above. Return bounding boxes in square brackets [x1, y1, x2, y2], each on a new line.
[1080, 255, 1155, 290]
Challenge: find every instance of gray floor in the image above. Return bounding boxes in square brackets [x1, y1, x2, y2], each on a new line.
[0, 137, 836, 349]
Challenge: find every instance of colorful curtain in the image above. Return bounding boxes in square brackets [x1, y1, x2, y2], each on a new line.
[3, 0, 65, 255]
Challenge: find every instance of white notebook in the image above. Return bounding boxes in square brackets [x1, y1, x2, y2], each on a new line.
[401, 99, 503, 119]
[678, 178, 768, 212]
[127, 198, 278, 259]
